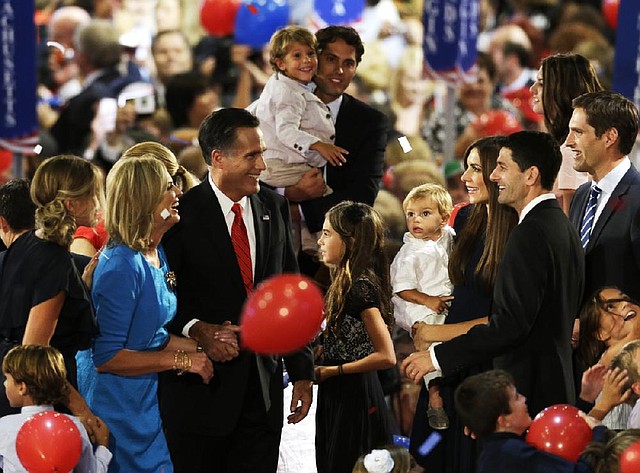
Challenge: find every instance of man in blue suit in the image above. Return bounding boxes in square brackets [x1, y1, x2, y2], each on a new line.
[567, 91, 640, 303]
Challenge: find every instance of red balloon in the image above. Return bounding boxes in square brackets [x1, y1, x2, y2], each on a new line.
[16, 411, 82, 473]
[602, 0, 619, 30]
[620, 440, 640, 473]
[471, 110, 523, 137]
[200, 0, 241, 37]
[525, 404, 592, 462]
[241, 274, 324, 354]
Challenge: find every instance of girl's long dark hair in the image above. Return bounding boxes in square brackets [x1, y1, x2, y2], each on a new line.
[324, 201, 394, 335]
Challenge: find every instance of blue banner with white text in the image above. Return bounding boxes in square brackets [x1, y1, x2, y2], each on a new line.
[0, 0, 37, 142]
[422, 0, 479, 84]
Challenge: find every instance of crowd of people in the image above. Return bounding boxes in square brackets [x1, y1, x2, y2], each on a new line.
[0, 0, 639, 472]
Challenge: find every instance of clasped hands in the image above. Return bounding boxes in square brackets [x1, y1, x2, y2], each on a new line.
[401, 351, 436, 384]
[192, 320, 241, 362]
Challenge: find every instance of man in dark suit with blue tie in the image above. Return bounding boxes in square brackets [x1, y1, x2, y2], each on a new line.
[402, 131, 584, 417]
[159, 108, 314, 473]
[567, 91, 640, 303]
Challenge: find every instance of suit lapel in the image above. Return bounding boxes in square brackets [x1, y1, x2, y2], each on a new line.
[250, 192, 270, 285]
[195, 182, 245, 289]
[586, 170, 633, 252]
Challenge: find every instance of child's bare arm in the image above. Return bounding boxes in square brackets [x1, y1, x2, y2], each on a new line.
[92, 416, 110, 447]
[397, 289, 454, 314]
[309, 141, 348, 166]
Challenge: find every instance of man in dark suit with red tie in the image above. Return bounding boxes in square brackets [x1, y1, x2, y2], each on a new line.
[566, 91, 640, 304]
[159, 108, 314, 473]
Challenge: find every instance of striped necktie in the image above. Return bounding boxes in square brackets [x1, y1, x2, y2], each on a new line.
[580, 185, 602, 250]
[231, 203, 253, 294]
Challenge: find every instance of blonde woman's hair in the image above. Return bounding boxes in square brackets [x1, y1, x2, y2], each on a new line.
[106, 156, 167, 252]
[31, 155, 103, 247]
[403, 183, 453, 219]
[269, 26, 316, 72]
[122, 141, 198, 192]
[2, 345, 68, 406]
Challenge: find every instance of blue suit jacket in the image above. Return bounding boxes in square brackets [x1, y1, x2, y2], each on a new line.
[477, 427, 606, 473]
[569, 165, 640, 303]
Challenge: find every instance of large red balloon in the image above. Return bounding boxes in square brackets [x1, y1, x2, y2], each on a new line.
[241, 274, 324, 354]
[620, 440, 640, 473]
[525, 404, 592, 462]
[200, 0, 241, 37]
[16, 411, 82, 473]
[602, 0, 619, 30]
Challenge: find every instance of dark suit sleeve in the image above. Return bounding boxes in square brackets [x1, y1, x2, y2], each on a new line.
[435, 223, 549, 373]
[301, 98, 388, 233]
[275, 193, 315, 381]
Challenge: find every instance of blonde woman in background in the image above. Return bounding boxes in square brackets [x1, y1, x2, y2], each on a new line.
[0, 155, 102, 430]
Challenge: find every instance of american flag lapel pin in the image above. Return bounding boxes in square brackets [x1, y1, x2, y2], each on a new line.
[262, 214, 270, 221]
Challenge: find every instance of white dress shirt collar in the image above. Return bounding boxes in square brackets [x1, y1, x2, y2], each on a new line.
[518, 192, 556, 223]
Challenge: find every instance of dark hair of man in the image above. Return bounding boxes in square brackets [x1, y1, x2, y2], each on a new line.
[572, 91, 639, 156]
[315, 26, 365, 64]
[198, 108, 260, 165]
[503, 41, 531, 68]
[0, 178, 36, 232]
[455, 369, 515, 439]
[503, 131, 561, 190]
[165, 71, 213, 128]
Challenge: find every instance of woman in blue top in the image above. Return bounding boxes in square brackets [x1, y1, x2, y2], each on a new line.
[89, 157, 213, 472]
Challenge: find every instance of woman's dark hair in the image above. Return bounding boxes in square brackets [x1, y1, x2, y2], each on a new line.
[577, 286, 619, 367]
[540, 53, 603, 144]
[449, 137, 517, 293]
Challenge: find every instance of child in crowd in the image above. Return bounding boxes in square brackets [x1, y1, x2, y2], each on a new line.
[391, 183, 455, 430]
[0, 345, 111, 472]
[315, 201, 397, 473]
[610, 339, 640, 428]
[352, 445, 411, 473]
[455, 369, 607, 473]
[249, 25, 348, 253]
[582, 429, 640, 473]
[250, 25, 347, 190]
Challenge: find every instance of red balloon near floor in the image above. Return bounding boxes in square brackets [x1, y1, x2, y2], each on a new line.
[16, 411, 82, 473]
[620, 440, 640, 473]
[241, 274, 324, 354]
[525, 404, 592, 462]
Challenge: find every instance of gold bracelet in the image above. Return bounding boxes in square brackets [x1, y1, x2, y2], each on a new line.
[173, 350, 192, 375]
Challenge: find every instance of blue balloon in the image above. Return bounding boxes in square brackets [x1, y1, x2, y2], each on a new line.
[234, 0, 290, 49]
[393, 434, 410, 449]
[314, 0, 365, 24]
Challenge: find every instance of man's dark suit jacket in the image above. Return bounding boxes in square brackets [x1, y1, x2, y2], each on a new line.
[435, 199, 584, 416]
[301, 93, 388, 233]
[50, 68, 121, 155]
[476, 427, 606, 473]
[159, 181, 314, 436]
[569, 165, 640, 303]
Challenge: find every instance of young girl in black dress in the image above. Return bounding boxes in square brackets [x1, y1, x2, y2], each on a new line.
[314, 201, 397, 473]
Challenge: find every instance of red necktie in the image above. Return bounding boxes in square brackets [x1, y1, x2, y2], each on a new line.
[231, 203, 253, 295]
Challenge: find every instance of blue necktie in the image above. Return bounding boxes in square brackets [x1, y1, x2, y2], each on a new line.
[580, 185, 602, 250]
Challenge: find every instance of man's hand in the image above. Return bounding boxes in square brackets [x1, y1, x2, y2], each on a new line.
[287, 380, 313, 424]
[401, 351, 436, 384]
[190, 321, 240, 362]
[284, 168, 326, 202]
